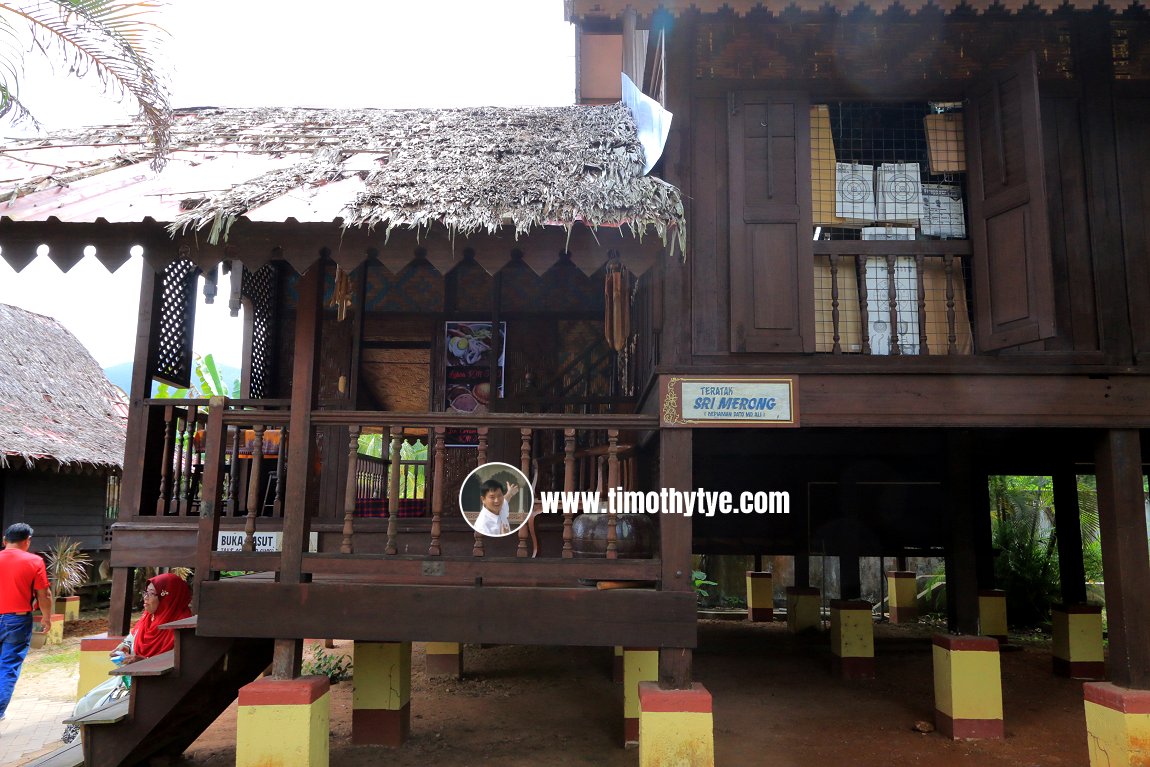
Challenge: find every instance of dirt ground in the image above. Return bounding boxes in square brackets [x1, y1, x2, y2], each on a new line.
[164, 618, 1090, 767]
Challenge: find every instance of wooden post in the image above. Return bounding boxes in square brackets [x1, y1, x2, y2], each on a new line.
[386, 427, 402, 555]
[562, 428, 576, 558]
[1095, 430, 1150, 688]
[119, 261, 162, 520]
[659, 428, 693, 690]
[429, 427, 445, 556]
[518, 428, 532, 557]
[341, 426, 360, 555]
[107, 566, 135, 637]
[607, 430, 620, 559]
[946, 432, 981, 636]
[473, 428, 488, 557]
[243, 424, 266, 552]
[193, 396, 229, 613]
[1053, 465, 1088, 605]
[278, 264, 323, 585]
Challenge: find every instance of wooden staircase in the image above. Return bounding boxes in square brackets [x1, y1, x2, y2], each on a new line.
[31, 617, 273, 767]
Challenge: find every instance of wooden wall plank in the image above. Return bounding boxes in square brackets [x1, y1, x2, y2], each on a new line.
[692, 97, 730, 355]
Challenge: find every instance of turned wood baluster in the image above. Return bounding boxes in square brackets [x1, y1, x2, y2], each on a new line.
[517, 428, 532, 557]
[473, 427, 489, 557]
[386, 427, 402, 555]
[562, 428, 575, 558]
[916, 254, 929, 355]
[857, 255, 871, 355]
[429, 427, 445, 556]
[341, 426, 360, 554]
[829, 254, 842, 354]
[227, 426, 241, 516]
[607, 429, 620, 560]
[944, 254, 958, 354]
[886, 254, 901, 356]
[273, 428, 287, 516]
[183, 405, 199, 515]
[174, 410, 192, 515]
[242, 424, 266, 552]
[157, 406, 175, 514]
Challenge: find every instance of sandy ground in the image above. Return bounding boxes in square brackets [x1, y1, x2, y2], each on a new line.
[13, 615, 1092, 767]
[175, 619, 1089, 767]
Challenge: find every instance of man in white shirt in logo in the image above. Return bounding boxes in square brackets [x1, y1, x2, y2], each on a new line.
[473, 479, 520, 536]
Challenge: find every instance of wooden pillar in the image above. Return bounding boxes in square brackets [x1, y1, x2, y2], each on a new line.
[1053, 465, 1088, 605]
[107, 566, 135, 637]
[658, 429, 693, 690]
[839, 554, 861, 601]
[272, 262, 324, 678]
[118, 261, 164, 520]
[971, 468, 994, 591]
[1094, 430, 1150, 689]
[793, 553, 810, 588]
[946, 432, 980, 636]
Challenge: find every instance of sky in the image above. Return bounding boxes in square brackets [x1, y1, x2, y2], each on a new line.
[0, 1, 576, 368]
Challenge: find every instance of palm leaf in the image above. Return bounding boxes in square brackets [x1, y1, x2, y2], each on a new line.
[0, 1, 170, 166]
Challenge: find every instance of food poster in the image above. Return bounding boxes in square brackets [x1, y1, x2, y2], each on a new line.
[445, 321, 506, 447]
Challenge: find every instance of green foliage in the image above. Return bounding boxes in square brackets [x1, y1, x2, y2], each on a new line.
[0, 1, 171, 165]
[44, 537, 91, 602]
[990, 476, 1059, 627]
[302, 646, 353, 684]
[356, 434, 427, 499]
[154, 353, 240, 399]
[921, 564, 947, 614]
[692, 570, 717, 602]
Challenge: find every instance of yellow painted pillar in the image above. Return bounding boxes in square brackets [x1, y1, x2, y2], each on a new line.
[638, 682, 714, 767]
[932, 634, 1004, 739]
[786, 587, 821, 633]
[1052, 603, 1105, 680]
[236, 676, 330, 767]
[1083, 683, 1150, 766]
[887, 571, 918, 624]
[55, 595, 81, 623]
[613, 645, 624, 683]
[746, 571, 773, 622]
[830, 599, 874, 679]
[77, 635, 123, 700]
[978, 589, 1008, 642]
[624, 647, 659, 747]
[352, 641, 411, 746]
[425, 642, 462, 679]
[33, 612, 65, 646]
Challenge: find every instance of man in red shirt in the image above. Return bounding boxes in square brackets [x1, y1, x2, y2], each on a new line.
[0, 523, 52, 720]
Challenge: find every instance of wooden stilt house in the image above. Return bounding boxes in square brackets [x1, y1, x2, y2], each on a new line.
[0, 102, 693, 764]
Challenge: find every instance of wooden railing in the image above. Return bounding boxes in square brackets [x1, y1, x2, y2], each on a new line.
[177, 403, 660, 590]
[813, 241, 974, 356]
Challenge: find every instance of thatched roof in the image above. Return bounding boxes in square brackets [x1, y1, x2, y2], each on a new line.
[0, 103, 685, 255]
[0, 304, 126, 471]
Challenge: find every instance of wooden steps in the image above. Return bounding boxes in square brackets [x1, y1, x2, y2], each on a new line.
[62, 695, 129, 726]
[75, 616, 274, 767]
[115, 649, 176, 677]
[20, 741, 83, 767]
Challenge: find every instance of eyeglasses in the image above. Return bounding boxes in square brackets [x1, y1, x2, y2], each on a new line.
[143, 588, 158, 597]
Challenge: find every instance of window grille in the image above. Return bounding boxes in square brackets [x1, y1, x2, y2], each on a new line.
[151, 260, 199, 387]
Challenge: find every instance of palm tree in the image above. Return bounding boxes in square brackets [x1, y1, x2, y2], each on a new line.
[0, 1, 170, 164]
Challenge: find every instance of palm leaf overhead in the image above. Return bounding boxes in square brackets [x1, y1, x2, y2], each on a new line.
[0, 0, 170, 166]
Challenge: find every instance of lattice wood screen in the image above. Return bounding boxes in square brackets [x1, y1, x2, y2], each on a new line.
[151, 260, 199, 388]
[241, 263, 279, 399]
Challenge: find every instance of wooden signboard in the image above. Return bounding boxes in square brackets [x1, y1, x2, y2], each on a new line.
[660, 376, 798, 427]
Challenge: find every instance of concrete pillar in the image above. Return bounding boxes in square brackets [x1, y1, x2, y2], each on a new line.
[623, 647, 659, 746]
[887, 571, 918, 624]
[352, 641, 411, 746]
[77, 635, 123, 700]
[978, 589, 1008, 642]
[786, 587, 820, 633]
[55, 595, 81, 623]
[638, 682, 714, 767]
[1083, 683, 1150, 766]
[829, 599, 874, 679]
[746, 571, 773, 622]
[932, 634, 1003, 739]
[1052, 603, 1105, 680]
[425, 642, 462, 679]
[237, 676, 330, 767]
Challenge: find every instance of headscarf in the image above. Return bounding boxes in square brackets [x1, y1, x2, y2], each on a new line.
[131, 573, 192, 659]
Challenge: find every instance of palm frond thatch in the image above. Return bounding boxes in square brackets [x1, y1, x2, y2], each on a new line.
[0, 302, 127, 470]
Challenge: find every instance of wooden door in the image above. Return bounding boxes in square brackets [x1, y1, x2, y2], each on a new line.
[728, 91, 814, 353]
[965, 52, 1057, 350]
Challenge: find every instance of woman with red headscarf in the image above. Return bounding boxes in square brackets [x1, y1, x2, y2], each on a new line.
[63, 573, 192, 741]
[111, 573, 192, 665]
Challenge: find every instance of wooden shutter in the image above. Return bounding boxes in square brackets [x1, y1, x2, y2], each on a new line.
[965, 53, 1056, 350]
[729, 91, 814, 353]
